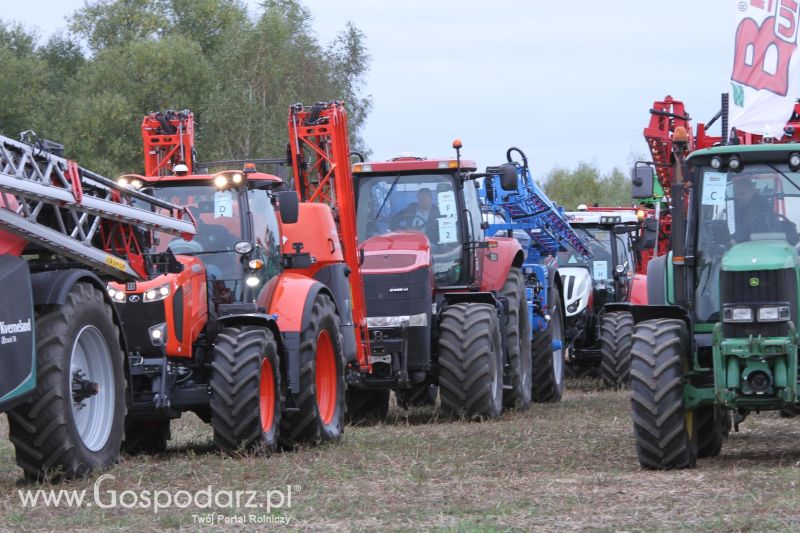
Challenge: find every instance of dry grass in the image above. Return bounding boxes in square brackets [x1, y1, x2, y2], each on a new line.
[1, 380, 800, 531]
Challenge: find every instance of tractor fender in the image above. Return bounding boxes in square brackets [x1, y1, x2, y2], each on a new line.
[646, 254, 667, 305]
[479, 237, 523, 292]
[630, 273, 648, 305]
[215, 311, 287, 392]
[29, 268, 129, 354]
[604, 302, 691, 332]
[267, 273, 337, 395]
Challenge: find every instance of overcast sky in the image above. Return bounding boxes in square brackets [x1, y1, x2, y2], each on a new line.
[3, 1, 733, 180]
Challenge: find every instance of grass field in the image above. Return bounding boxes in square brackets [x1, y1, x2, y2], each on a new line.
[1, 380, 800, 531]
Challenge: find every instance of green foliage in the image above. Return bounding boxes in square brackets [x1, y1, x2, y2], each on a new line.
[0, 0, 371, 176]
[542, 162, 633, 210]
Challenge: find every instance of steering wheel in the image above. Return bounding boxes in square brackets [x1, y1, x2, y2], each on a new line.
[390, 213, 428, 231]
[750, 212, 796, 234]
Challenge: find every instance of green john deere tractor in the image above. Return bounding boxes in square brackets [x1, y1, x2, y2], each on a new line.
[626, 138, 800, 469]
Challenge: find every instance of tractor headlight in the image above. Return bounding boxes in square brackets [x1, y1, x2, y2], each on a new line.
[722, 305, 754, 322]
[143, 284, 170, 302]
[149, 323, 167, 346]
[245, 276, 260, 287]
[757, 305, 791, 322]
[107, 286, 126, 302]
[214, 175, 228, 188]
[366, 313, 428, 328]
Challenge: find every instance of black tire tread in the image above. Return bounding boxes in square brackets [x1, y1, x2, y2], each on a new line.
[599, 311, 634, 389]
[122, 419, 170, 455]
[501, 267, 532, 409]
[8, 283, 125, 480]
[630, 318, 696, 470]
[438, 303, 503, 419]
[210, 326, 280, 453]
[346, 388, 389, 425]
[279, 293, 345, 447]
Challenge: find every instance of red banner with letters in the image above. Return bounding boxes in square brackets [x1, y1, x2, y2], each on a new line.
[731, 0, 800, 135]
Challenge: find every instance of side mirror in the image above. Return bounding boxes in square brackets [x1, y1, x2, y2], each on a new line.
[613, 224, 636, 235]
[278, 190, 299, 224]
[631, 165, 655, 199]
[499, 163, 519, 191]
[640, 217, 658, 248]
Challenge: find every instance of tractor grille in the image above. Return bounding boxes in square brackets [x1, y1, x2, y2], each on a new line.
[720, 267, 796, 338]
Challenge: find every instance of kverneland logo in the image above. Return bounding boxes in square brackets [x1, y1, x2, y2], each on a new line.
[0, 319, 32, 335]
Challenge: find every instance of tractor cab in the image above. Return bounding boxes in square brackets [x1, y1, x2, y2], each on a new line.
[559, 210, 638, 315]
[108, 166, 291, 359]
[353, 156, 484, 288]
[558, 210, 638, 367]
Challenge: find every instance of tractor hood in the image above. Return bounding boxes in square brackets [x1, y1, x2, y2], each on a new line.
[359, 232, 431, 274]
[722, 239, 799, 272]
[558, 266, 593, 317]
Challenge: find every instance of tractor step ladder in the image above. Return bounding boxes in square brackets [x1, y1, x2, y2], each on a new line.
[0, 134, 195, 280]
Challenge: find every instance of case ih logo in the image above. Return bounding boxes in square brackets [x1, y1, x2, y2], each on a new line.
[733, 0, 800, 96]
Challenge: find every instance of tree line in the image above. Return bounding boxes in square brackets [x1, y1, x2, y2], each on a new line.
[542, 162, 634, 210]
[0, 0, 371, 177]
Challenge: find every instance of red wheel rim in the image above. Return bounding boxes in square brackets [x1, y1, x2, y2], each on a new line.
[259, 357, 276, 433]
[315, 330, 337, 425]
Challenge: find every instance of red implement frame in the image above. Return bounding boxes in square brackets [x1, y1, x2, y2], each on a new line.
[287, 101, 370, 371]
[142, 111, 195, 177]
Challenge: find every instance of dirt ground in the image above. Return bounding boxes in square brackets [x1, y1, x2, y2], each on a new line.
[1, 379, 799, 531]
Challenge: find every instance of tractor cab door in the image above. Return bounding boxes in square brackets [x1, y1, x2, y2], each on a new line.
[357, 173, 469, 286]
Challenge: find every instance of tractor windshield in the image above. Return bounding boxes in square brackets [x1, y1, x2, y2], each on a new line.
[559, 227, 615, 281]
[356, 173, 463, 282]
[148, 185, 243, 254]
[695, 163, 800, 321]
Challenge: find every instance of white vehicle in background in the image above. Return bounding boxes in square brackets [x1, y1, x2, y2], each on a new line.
[559, 207, 639, 386]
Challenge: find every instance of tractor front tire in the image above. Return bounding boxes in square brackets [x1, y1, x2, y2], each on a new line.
[8, 282, 125, 480]
[346, 388, 389, 425]
[438, 303, 503, 420]
[696, 406, 731, 459]
[210, 326, 281, 453]
[599, 311, 634, 389]
[501, 267, 532, 409]
[123, 419, 170, 455]
[630, 318, 696, 469]
[398, 384, 438, 408]
[532, 288, 566, 402]
[279, 293, 346, 447]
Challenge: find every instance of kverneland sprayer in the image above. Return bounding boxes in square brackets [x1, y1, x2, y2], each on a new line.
[627, 94, 800, 468]
[0, 132, 195, 479]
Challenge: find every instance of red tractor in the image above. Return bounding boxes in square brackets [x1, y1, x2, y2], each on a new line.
[106, 106, 367, 454]
[341, 142, 531, 421]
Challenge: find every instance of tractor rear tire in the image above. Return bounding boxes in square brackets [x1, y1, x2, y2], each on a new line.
[532, 288, 565, 402]
[438, 303, 503, 419]
[501, 267, 532, 409]
[398, 384, 438, 408]
[696, 406, 731, 459]
[8, 282, 125, 480]
[346, 388, 389, 425]
[564, 363, 598, 379]
[599, 311, 634, 389]
[630, 318, 696, 469]
[210, 326, 281, 453]
[279, 293, 346, 447]
[123, 419, 170, 455]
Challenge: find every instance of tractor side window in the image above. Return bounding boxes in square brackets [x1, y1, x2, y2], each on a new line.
[248, 189, 282, 279]
[463, 180, 484, 242]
